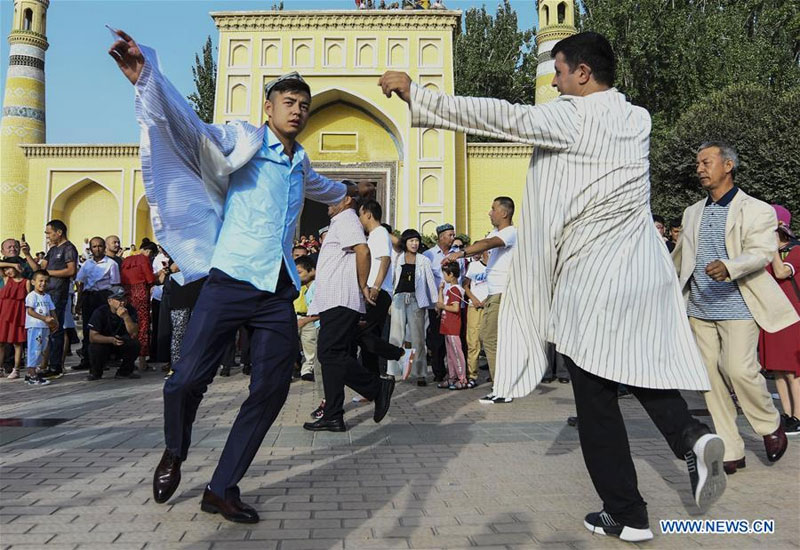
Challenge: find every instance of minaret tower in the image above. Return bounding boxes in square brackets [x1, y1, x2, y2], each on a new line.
[534, 0, 576, 105]
[1, 0, 49, 236]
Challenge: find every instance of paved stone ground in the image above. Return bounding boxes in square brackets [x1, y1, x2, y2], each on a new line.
[0, 353, 797, 550]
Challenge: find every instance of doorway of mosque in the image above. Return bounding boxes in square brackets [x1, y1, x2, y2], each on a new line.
[297, 170, 390, 242]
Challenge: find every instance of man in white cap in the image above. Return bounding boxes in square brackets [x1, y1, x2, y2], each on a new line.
[109, 30, 355, 524]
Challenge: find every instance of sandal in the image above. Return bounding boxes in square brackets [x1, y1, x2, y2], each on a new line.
[437, 381, 451, 389]
[450, 381, 467, 390]
[466, 379, 477, 389]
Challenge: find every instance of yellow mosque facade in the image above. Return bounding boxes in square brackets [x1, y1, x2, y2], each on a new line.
[2, 3, 575, 253]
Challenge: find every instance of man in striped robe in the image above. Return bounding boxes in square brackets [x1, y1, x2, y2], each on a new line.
[380, 32, 726, 542]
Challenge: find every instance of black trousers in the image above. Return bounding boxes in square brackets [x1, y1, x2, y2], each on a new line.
[47, 293, 68, 372]
[426, 309, 446, 380]
[563, 353, 709, 525]
[163, 268, 298, 499]
[319, 307, 381, 420]
[80, 290, 109, 364]
[359, 289, 403, 374]
[89, 340, 139, 378]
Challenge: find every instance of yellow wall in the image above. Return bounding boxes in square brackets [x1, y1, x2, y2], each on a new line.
[465, 144, 532, 239]
[22, 146, 144, 252]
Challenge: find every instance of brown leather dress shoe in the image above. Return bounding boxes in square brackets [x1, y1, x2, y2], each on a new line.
[723, 457, 745, 475]
[200, 488, 259, 523]
[153, 449, 182, 504]
[764, 424, 788, 462]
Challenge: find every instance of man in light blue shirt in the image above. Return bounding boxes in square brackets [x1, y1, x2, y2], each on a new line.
[110, 30, 349, 524]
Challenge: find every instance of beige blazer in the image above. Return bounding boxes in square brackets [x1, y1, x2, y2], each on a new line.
[673, 188, 799, 333]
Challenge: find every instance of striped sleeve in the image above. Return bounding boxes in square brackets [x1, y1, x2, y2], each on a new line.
[303, 156, 347, 205]
[134, 45, 241, 173]
[410, 83, 579, 150]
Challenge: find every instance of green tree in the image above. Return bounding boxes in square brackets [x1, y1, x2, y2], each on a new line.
[650, 84, 800, 230]
[187, 36, 217, 124]
[454, 0, 538, 111]
[580, 0, 800, 125]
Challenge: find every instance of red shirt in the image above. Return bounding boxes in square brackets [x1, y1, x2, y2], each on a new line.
[439, 285, 463, 335]
[120, 254, 156, 286]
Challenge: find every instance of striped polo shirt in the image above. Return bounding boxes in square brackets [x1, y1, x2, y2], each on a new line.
[687, 187, 753, 320]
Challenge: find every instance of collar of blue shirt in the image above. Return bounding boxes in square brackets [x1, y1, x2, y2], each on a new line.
[255, 125, 306, 166]
[705, 185, 738, 207]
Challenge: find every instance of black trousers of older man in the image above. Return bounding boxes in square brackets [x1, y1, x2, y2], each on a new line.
[163, 267, 298, 500]
[319, 306, 382, 420]
[563, 354, 711, 526]
[359, 289, 404, 374]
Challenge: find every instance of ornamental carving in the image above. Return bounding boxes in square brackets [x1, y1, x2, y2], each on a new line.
[9, 55, 45, 70]
[3, 106, 45, 121]
[8, 30, 48, 50]
[467, 143, 533, 158]
[212, 11, 461, 32]
[20, 145, 140, 158]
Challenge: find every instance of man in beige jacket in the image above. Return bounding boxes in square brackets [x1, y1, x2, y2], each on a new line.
[674, 141, 799, 474]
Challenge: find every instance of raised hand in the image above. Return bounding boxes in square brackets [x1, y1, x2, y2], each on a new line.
[108, 28, 144, 85]
[378, 71, 412, 105]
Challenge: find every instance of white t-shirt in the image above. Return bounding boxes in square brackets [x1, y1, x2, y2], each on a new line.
[465, 260, 489, 304]
[486, 225, 517, 296]
[366, 225, 394, 295]
[25, 291, 56, 329]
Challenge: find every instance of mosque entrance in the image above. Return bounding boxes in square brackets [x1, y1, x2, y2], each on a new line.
[297, 167, 393, 241]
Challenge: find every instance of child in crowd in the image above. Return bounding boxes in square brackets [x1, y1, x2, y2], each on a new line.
[437, 262, 467, 390]
[0, 264, 30, 379]
[294, 256, 324, 419]
[24, 270, 58, 386]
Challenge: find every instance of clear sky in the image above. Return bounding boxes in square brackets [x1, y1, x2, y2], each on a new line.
[0, 0, 538, 144]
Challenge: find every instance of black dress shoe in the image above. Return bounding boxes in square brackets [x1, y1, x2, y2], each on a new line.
[300, 372, 314, 382]
[723, 457, 746, 475]
[764, 424, 788, 462]
[153, 449, 182, 503]
[86, 374, 101, 381]
[200, 488, 259, 523]
[303, 417, 346, 432]
[541, 376, 555, 384]
[558, 377, 570, 384]
[374, 376, 395, 423]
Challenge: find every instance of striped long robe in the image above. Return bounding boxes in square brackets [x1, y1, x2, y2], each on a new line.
[410, 84, 710, 394]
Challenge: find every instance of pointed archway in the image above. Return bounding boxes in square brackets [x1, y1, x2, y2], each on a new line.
[50, 178, 119, 247]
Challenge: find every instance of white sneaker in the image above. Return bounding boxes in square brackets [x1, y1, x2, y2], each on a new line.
[399, 348, 416, 380]
[478, 393, 496, 404]
[686, 433, 726, 512]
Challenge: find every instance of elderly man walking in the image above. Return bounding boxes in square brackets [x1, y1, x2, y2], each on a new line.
[381, 32, 726, 542]
[674, 142, 798, 474]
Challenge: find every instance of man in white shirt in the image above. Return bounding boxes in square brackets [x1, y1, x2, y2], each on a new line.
[75, 237, 121, 370]
[444, 197, 516, 403]
[357, 200, 414, 375]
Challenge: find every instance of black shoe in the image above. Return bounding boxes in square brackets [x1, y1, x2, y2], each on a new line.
[242, 364, 252, 375]
[300, 372, 314, 382]
[153, 449, 182, 504]
[416, 377, 427, 387]
[541, 376, 555, 384]
[583, 510, 653, 542]
[42, 369, 64, 379]
[114, 371, 141, 379]
[303, 417, 346, 432]
[433, 375, 444, 382]
[374, 376, 395, 423]
[781, 413, 800, 435]
[219, 366, 231, 377]
[86, 374, 101, 381]
[685, 433, 726, 512]
[200, 488, 259, 523]
[558, 377, 570, 384]
[71, 362, 90, 371]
